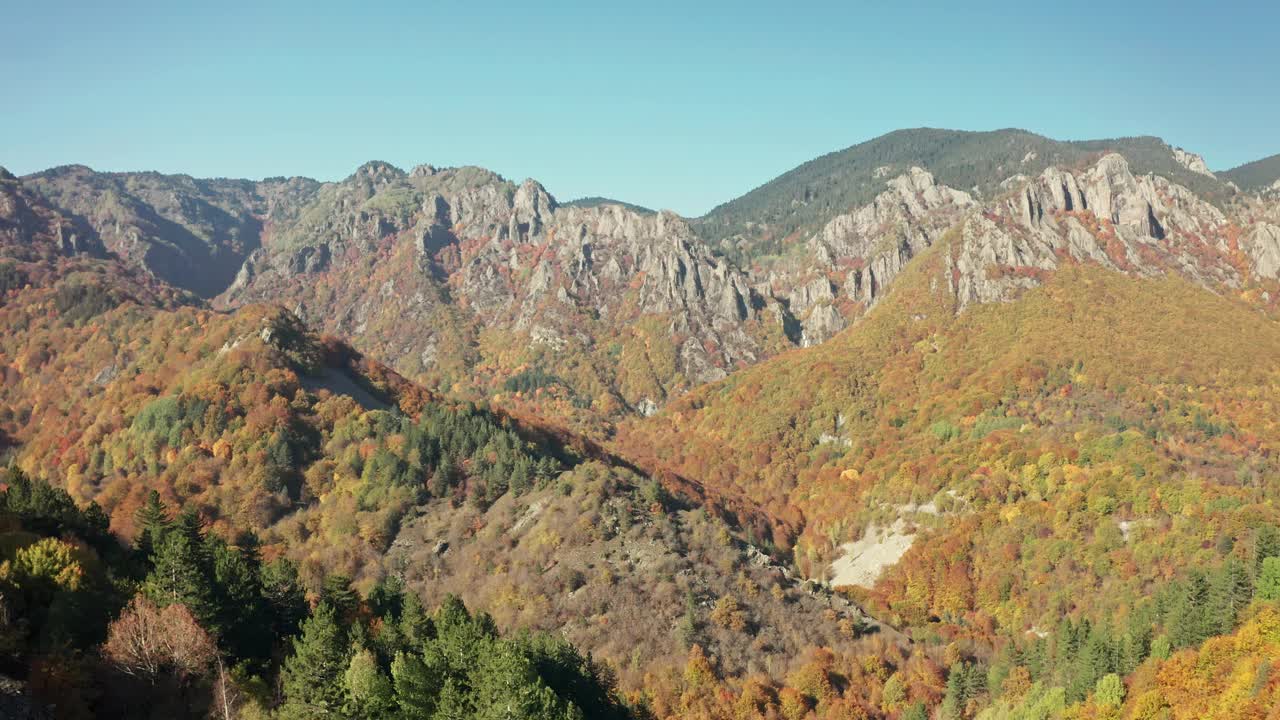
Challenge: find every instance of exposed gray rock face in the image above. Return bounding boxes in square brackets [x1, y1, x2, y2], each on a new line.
[948, 154, 1237, 305]
[757, 152, 1277, 333]
[19, 148, 1280, 421]
[20, 165, 321, 297]
[221, 163, 791, 405]
[766, 167, 975, 344]
[1246, 223, 1280, 279]
[1172, 147, 1215, 178]
[0, 168, 104, 260]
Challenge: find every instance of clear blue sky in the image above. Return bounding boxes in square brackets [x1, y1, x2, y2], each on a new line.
[3, 0, 1277, 215]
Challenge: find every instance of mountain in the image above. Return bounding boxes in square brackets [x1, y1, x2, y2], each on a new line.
[215, 161, 797, 429]
[0, 207, 888, 716]
[728, 145, 1280, 345]
[8, 131, 1280, 718]
[1, 166, 192, 310]
[16, 133, 1280, 433]
[694, 128, 1237, 265]
[21, 165, 320, 298]
[617, 229, 1280, 714]
[1223, 152, 1280, 194]
[561, 196, 657, 214]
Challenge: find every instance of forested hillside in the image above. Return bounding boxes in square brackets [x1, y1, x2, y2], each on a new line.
[1223, 153, 1280, 194]
[617, 233, 1280, 716]
[6, 130, 1280, 719]
[0, 469, 633, 718]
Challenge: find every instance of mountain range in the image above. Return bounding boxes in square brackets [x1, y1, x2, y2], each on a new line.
[4, 128, 1280, 719]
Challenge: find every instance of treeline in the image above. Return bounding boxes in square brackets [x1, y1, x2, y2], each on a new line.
[0, 469, 631, 719]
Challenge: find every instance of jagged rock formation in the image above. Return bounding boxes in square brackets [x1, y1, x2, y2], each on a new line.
[753, 153, 1280, 342]
[1, 167, 190, 314]
[695, 129, 1239, 266]
[948, 153, 1243, 306]
[0, 166, 103, 260]
[21, 165, 319, 297]
[12, 134, 1280, 426]
[219, 162, 791, 417]
[767, 167, 975, 345]
[1172, 147, 1215, 177]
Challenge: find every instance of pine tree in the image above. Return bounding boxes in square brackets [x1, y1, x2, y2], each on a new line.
[391, 651, 444, 718]
[261, 558, 307, 640]
[471, 643, 569, 720]
[280, 602, 350, 717]
[433, 454, 460, 498]
[209, 539, 269, 664]
[367, 575, 405, 621]
[942, 661, 981, 719]
[143, 530, 217, 630]
[134, 490, 171, 560]
[1258, 557, 1280, 601]
[1255, 525, 1280, 576]
[321, 575, 360, 623]
[343, 647, 394, 720]
[399, 592, 432, 648]
[1168, 571, 1212, 649]
[1208, 557, 1253, 634]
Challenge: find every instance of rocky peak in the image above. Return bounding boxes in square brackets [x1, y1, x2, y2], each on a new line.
[220, 164, 794, 408]
[1172, 147, 1215, 178]
[0, 172, 106, 261]
[510, 179, 556, 239]
[951, 153, 1241, 307]
[348, 161, 406, 186]
[767, 167, 975, 345]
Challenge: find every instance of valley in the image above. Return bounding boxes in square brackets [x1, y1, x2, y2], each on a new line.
[4, 128, 1280, 718]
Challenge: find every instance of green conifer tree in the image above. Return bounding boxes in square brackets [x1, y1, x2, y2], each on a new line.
[344, 647, 394, 720]
[1258, 557, 1280, 601]
[143, 530, 217, 630]
[134, 490, 171, 559]
[280, 602, 350, 718]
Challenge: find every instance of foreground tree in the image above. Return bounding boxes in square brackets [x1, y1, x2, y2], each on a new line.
[279, 601, 350, 717]
[101, 595, 217, 682]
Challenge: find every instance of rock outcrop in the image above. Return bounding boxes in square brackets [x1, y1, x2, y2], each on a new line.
[16, 144, 1280, 425]
[220, 163, 791, 414]
[21, 166, 320, 298]
[751, 152, 1276, 339]
[1172, 147, 1215, 178]
[948, 153, 1238, 306]
[763, 167, 975, 344]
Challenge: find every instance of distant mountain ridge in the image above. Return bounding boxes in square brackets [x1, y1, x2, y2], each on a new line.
[1223, 152, 1280, 193]
[9, 129, 1280, 431]
[561, 196, 656, 214]
[692, 128, 1240, 264]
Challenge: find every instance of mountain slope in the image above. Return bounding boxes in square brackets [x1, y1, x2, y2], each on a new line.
[753, 150, 1280, 346]
[1, 166, 192, 310]
[216, 161, 797, 429]
[561, 196, 656, 214]
[18, 134, 1278, 435]
[695, 128, 1236, 264]
[1223, 152, 1280, 194]
[22, 165, 320, 298]
[0, 235, 878, 702]
[7, 138, 1280, 719]
[619, 232, 1280, 633]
